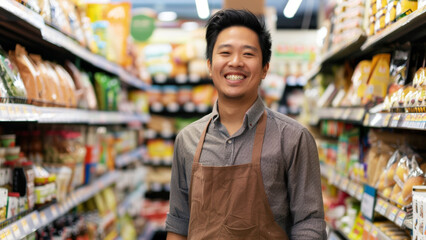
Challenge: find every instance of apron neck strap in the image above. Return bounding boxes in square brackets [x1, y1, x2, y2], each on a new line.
[193, 111, 267, 164]
[252, 111, 267, 165]
[193, 118, 212, 164]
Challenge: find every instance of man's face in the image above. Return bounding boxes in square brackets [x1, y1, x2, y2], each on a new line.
[208, 26, 269, 102]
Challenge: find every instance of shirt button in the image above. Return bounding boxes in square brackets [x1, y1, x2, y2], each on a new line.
[227, 140, 232, 144]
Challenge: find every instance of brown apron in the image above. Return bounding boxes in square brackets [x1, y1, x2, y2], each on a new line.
[188, 112, 289, 240]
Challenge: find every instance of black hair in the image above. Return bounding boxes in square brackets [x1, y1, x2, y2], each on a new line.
[205, 9, 272, 67]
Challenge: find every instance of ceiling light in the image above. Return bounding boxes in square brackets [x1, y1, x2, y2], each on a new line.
[195, 0, 210, 19]
[283, 0, 302, 18]
[158, 11, 177, 22]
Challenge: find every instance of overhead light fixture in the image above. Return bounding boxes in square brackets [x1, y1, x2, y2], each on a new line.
[158, 11, 177, 22]
[283, 0, 302, 18]
[195, 0, 210, 19]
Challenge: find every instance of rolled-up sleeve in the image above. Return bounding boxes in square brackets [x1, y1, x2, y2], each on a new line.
[165, 134, 190, 236]
[287, 128, 327, 239]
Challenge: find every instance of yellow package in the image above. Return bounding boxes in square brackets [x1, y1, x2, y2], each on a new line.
[352, 60, 372, 99]
[375, 8, 387, 33]
[396, 0, 418, 19]
[377, 0, 388, 10]
[364, 53, 391, 102]
[105, 2, 132, 66]
[385, 0, 398, 26]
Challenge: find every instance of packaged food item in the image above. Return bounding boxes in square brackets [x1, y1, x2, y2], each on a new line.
[351, 60, 372, 105]
[29, 55, 57, 105]
[49, 0, 72, 35]
[0, 188, 7, 221]
[396, 0, 418, 20]
[42, 61, 65, 106]
[6, 192, 19, 219]
[177, 86, 193, 105]
[374, 8, 387, 33]
[12, 166, 27, 197]
[388, 45, 411, 97]
[105, 2, 131, 66]
[14, 44, 43, 104]
[1, 134, 16, 148]
[162, 85, 178, 107]
[54, 64, 77, 108]
[386, 0, 398, 26]
[363, 53, 391, 104]
[22, 161, 35, 210]
[0, 46, 27, 101]
[15, 0, 41, 13]
[129, 90, 149, 114]
[38, 0, 51, 23]
[60, 0, 86, 46]
[6, 146, 20, 162]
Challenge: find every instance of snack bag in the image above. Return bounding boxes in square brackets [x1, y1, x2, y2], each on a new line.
[0, 47, 27, 100]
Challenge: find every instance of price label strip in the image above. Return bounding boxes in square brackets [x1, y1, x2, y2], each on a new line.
[4, 228, 13, 240]
[395, 210, 407, 227]
[390, 113, 401, 127]
[356, 185, 364, 200]
[0, 105, 8, 120]
[348, 181, 358, 197]
[375, 198, 384, 213]
[30, 212, 41, 229]
[381, 202, 389, 216]
[340, 177, 350, 191]
[39, 211, 48, 226]
[10, 223, 22, 239]
[50, 205, 59, 218]
[361, 184, 376, 221]
[20, 218, 31, 234]
[383, 113, 392, 127]
[387, 206, 399, 222]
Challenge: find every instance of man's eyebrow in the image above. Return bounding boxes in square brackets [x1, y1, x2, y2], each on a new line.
[217, 44, 259, 51]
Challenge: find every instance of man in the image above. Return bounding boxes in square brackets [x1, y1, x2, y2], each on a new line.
[166, 9, 326, 239]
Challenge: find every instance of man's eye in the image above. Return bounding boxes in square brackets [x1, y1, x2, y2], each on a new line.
[244, 53, 254, 56]
[220, 52, 230, 54]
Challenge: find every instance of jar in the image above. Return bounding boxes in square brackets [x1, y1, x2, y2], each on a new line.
[0, 134, 15, 148]
[12, 166, 27, 197]
[5, 146, 20, 162]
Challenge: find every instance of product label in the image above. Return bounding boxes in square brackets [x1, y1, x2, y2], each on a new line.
[388, 206, 399, 221]
[10, 224, 21, 239]
[21, 218, 30, 233]
[395, 211, 407, 227]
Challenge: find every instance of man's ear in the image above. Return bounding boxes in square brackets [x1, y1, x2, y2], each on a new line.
[262, 63, 269, 79]
[207, 59, 212, 77]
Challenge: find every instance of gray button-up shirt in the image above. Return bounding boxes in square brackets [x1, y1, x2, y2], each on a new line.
[166, 97, 326, 239]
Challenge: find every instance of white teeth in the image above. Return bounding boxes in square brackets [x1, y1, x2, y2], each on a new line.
[226, 75, 244, 80]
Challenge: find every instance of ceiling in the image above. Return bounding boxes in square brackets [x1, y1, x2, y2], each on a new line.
[123, 0, 320, 29]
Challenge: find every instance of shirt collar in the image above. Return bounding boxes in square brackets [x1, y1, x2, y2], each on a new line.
[211, 97, 266, 130]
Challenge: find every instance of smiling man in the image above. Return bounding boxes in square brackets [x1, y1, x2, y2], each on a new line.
[166, 9, 326, 239]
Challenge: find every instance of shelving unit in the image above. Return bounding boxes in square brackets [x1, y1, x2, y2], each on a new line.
[0, 0, 151, 238]
[321, 164, 412, 230]
[0, 103, 150, 124]
[0, 0, 149, 90]
[310, 5, 426, 240]
[0, 171, 119, 239]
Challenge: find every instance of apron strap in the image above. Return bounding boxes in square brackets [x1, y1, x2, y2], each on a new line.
[252, 111, 267, 165]
[193, 118, 212, 163]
